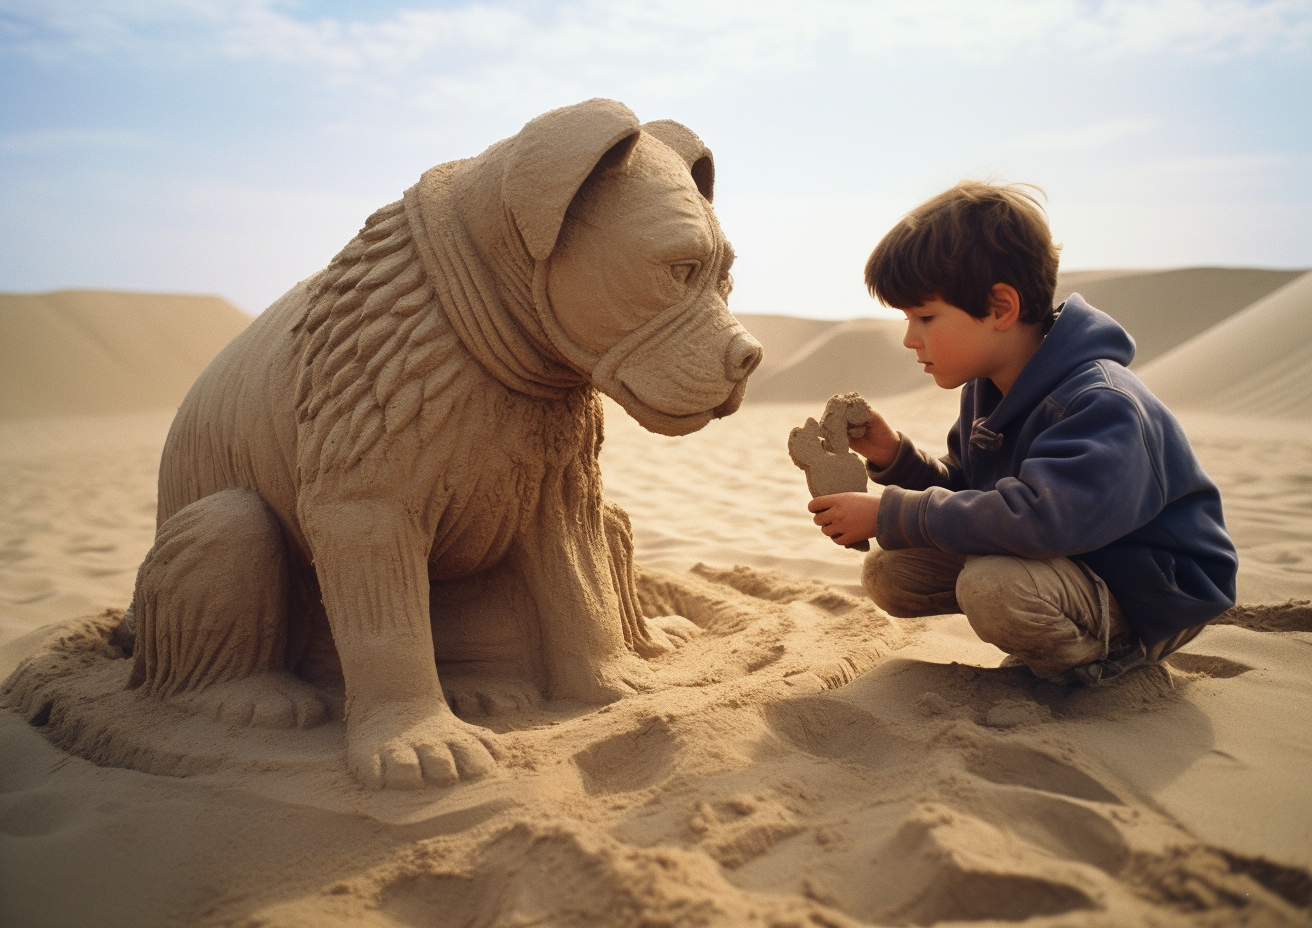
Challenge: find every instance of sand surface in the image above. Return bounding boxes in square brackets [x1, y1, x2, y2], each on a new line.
[2, 277, 1311, 927]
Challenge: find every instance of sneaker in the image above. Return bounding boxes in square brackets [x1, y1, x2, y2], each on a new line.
[1068, 622, 1210, 685]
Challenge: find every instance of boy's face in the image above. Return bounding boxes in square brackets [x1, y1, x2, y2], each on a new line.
[900, 298, 999, 390]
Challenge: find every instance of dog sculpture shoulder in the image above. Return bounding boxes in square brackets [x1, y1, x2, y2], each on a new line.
[126, 99, 762, 789]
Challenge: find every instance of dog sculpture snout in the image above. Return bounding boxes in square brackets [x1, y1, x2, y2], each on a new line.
[726, 332, 763, 381]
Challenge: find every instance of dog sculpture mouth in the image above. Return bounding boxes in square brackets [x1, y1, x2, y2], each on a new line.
[603, 320, 760, 436]
[531, 259, 761, 437]
[606, 384, 720, 437]
[713, 376, 750, 418]
[607, 342, 758, 437]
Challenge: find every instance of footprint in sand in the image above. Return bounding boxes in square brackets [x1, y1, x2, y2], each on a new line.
[574, 716, 679, 795]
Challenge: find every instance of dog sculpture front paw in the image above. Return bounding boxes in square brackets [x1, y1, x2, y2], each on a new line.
[346, 699, 496, 790]
[181, 672, 328, 729]
[552, 652, 654, 705]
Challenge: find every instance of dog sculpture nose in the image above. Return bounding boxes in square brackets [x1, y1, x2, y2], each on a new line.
[726, 332, 763, 381]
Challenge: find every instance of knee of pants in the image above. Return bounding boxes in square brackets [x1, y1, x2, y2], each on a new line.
[955, 556, 1086, 651]
[861, 550, 894, 610]
[862, 547, 964, 618]
[960, 559, 1018, 645]
[956, 554, 1107, 653]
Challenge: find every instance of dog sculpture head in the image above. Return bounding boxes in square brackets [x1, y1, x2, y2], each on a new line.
[405, 99, 761, 437]
[538, 118, 760, 436]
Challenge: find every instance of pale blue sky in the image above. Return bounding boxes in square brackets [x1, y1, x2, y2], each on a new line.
[2, 0, 1310, 318]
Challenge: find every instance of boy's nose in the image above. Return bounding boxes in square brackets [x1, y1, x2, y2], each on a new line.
[903, 325, 920, 350]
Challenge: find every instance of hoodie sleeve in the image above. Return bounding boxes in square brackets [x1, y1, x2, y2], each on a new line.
[865, 432, 958, 490]
[866, 420, 970, 492]
[877, 386, 1166, 557]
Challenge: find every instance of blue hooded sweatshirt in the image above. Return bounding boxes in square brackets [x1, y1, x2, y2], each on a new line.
[871, 294, 1238, 646]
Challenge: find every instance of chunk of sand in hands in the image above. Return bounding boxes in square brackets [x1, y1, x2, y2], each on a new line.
[787, 392, 875, 552]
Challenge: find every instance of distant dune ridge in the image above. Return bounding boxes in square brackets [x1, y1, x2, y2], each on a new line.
[1139, 270, 1312, 420]
[740, 265, 1306, 405]
[0, 289, 250, 422]
[1053, 267, 1305, 367]
[739, 316, 923, 403]
[2, 268, 1304, 421]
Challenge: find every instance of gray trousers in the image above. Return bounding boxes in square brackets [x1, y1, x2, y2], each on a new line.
[862, 548, 1134, 679]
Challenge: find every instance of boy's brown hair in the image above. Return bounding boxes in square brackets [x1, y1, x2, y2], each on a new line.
[865, 181, 1060, 330]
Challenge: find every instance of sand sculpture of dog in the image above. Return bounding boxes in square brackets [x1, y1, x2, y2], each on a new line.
[123, 99, 762, 790]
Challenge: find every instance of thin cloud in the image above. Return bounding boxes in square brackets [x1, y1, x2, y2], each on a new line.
[0, 128, 154, 153]
[1006, 119, 1158, 153]
[1145, 152, 1294, 173]
[5, 1, 1309, 80]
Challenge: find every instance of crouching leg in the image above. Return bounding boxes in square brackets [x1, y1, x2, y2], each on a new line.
[861, 547, 968, 618]
[127, 488, 326, 728]
[955, 555, 1134, 681]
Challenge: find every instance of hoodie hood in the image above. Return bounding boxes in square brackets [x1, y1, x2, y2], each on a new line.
[974, 294, 1136, 439]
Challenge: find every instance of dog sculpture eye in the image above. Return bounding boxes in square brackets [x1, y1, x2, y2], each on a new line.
[670, 262, 699, 285]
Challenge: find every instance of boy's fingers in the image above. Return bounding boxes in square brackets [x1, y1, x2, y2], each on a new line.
[808, 495, 838, 513]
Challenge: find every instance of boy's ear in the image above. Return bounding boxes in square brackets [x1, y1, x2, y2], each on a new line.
[989, 283, 1023, 330]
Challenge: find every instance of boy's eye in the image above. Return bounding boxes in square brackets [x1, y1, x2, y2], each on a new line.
[918, 315, 933, 323]
[671, 262, 699, 285]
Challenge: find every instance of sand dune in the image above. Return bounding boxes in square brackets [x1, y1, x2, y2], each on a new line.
[1139, 271, 1312, 421]
[726, 314, 839, 381]
[742, 317, 926, 404]
[1056, 267, 1304, 367]
[0, 289, 250, 422]
[2, 281, 1311, 927]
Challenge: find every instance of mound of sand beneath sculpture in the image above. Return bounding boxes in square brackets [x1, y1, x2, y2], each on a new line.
[0, 289, 250, 421]
[2, 278, 1311, 927]
[1139, 271, 1312, 420]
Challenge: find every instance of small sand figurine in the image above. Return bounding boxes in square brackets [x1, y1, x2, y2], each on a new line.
[788, 392, 875, 551]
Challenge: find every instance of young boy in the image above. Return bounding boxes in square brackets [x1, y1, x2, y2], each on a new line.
[808, 181, 1238, 683]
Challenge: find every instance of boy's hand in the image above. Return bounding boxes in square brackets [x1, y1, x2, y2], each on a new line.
[809, 491, 881, 547]
[848, 410, 900, 470]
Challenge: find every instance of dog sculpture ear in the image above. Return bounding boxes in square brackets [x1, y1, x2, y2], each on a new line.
[641, 119, 715, 203]
[503, 98, 642, 261]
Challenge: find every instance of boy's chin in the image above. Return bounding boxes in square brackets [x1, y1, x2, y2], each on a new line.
[931, 373, 967, 390]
